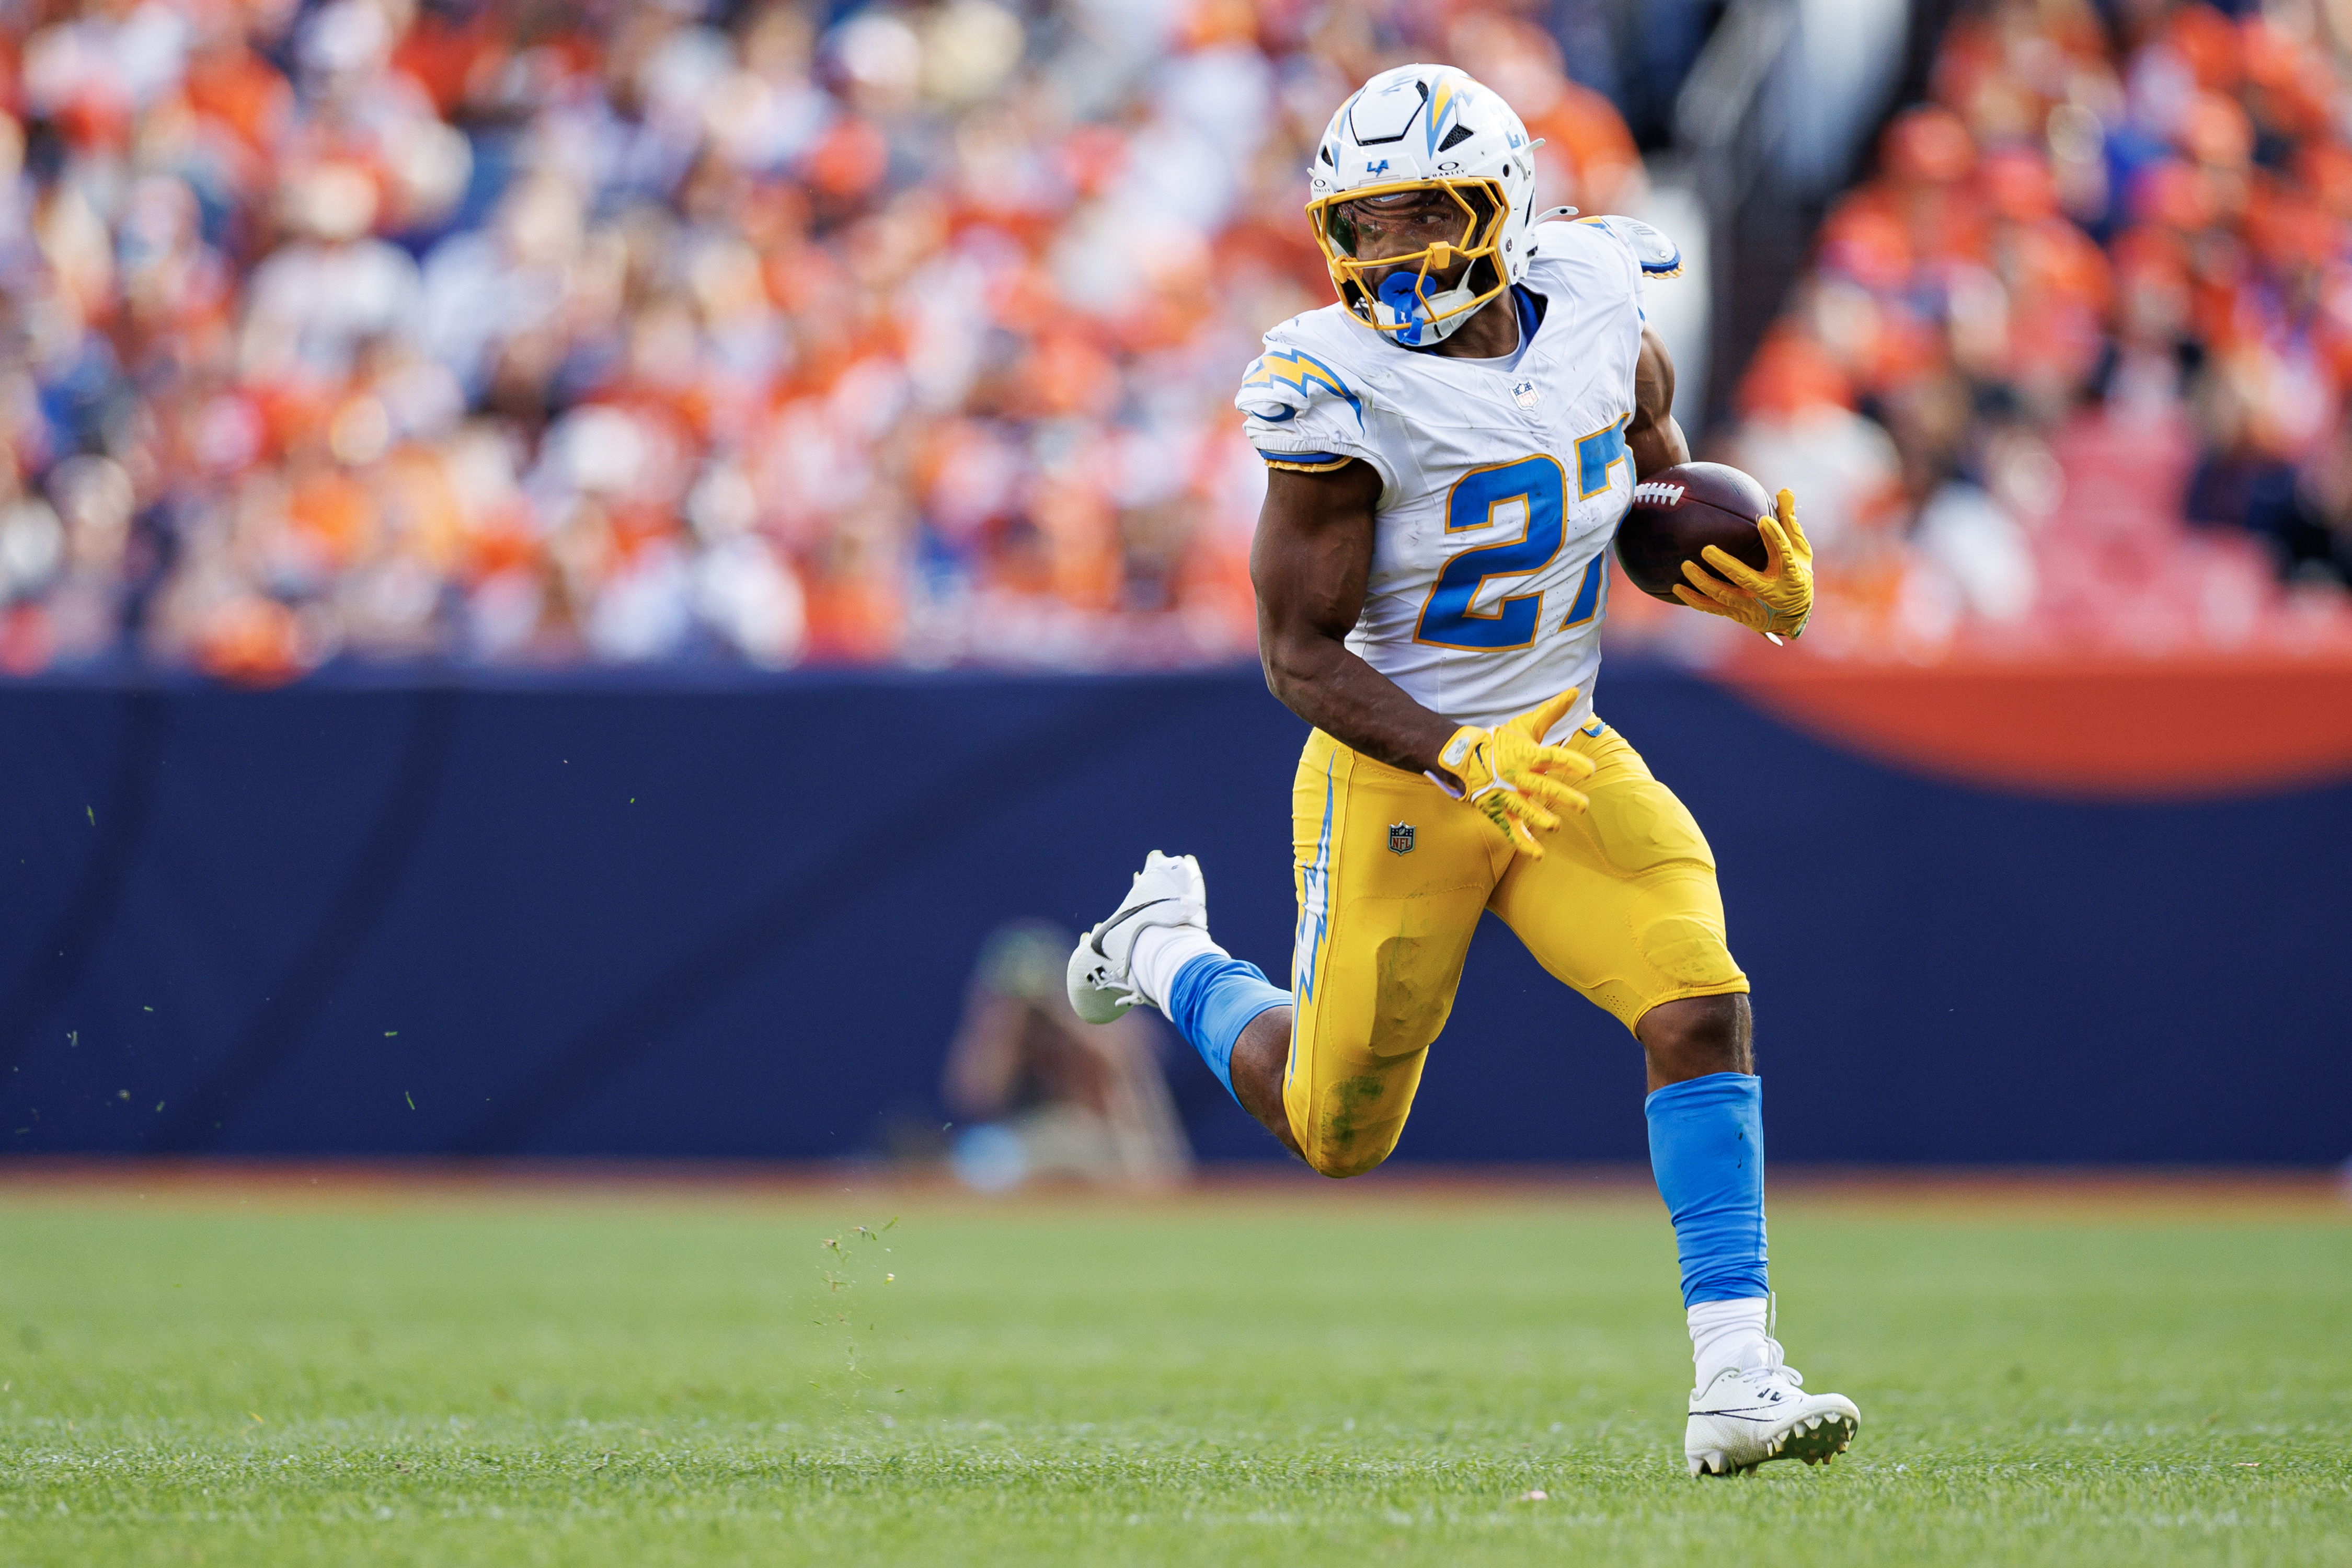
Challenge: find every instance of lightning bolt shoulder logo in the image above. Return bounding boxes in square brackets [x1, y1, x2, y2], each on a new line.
[1243, 350, 1365, 426]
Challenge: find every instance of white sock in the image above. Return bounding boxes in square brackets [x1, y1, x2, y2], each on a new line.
[1129, 925, 1226, 1014]
[1687, 1297, 1770, 1390]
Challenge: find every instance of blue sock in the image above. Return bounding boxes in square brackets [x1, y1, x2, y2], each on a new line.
[1163, 955, 1290, 1106]
[1645, 1072, 1770, 1306]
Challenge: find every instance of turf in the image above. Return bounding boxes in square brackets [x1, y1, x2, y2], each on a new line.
[0, 1180, 2347, 1566]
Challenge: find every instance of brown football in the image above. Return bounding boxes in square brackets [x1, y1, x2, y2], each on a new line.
[1614, 462, 1774, 604]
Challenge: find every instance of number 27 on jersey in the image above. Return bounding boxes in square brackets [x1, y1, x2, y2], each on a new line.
[1413, 425, 1625, 650]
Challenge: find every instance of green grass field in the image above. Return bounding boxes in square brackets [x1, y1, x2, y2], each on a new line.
[0, 1175, 2347, 1566]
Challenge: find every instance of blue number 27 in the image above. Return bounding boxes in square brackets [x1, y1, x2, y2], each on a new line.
[1414, 456, 1562, 649]
[1414, 429, 1621, 651]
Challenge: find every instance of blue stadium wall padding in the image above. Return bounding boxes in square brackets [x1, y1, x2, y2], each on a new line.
[1, 666, 2345, 1166]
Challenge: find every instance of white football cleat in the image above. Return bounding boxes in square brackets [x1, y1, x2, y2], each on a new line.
[1065, 851, 1208, 1024]
[1684, 1344, 1860, 1477]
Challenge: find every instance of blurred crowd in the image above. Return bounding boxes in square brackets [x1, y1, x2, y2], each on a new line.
[0, 0, 1650, 680]
[7, 0, 2349, 683]
[1691, 0, 2352, 664]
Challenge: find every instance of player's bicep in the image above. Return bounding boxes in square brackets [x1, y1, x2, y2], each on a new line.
[1627, 323, 1690, 475]
[1250, 460, 1381, 651]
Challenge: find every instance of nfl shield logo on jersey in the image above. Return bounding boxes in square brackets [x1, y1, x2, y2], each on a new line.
[1511, 378, 1540, 410]
[1388, 822, 1416, 855]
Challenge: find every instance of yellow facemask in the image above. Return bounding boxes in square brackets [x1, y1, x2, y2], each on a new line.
[1306, 177, 1511, 344]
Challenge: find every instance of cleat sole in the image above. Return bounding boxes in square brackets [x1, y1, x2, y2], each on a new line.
[1688, 1448, 1764, 1480]
[1687, 1393, 1861, 1478]
[1772, 1412, 1857, 1468]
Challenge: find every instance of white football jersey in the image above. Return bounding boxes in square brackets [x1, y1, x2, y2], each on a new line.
[1236, 216, 1681, 739]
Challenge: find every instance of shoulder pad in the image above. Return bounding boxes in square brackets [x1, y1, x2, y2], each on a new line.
[1576, 214, 1683, 278]
[1236, 337, 1366, 429]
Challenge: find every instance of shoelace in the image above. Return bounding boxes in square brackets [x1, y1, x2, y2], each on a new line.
[1743, 1337, 1805, 1391]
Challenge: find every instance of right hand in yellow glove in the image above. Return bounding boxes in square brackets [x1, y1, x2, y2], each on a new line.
[1672, 487, 1814, 643]
[1426, 689, 1597, 858]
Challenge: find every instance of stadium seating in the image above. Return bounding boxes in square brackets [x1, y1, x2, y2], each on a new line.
[1705, 1, 2352, 666]
[3, 1, 2348, 680]
[0, 0, 1647, 679]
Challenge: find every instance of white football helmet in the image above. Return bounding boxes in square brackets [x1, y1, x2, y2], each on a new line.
[1307, 64, 1540, 347]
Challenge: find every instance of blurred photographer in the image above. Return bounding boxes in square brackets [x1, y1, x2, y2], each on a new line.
[942, 921, 1190, 1191]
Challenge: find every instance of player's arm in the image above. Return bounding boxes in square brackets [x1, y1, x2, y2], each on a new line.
[1252, 462, 1454, 776]
[1250, 463, 1593, 854]
[1625, 322, 1690, 476]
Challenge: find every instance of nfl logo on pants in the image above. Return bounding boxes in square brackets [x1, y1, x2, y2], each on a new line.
[1387, 822, 1415, 855]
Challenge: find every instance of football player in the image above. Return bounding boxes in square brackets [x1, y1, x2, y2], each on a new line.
[1065, 64, 1854, 1475]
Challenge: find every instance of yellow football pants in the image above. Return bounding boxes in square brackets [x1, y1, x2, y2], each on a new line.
[1283, 720, 1748, 1178]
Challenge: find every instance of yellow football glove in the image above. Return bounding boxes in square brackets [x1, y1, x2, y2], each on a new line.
[1673, 487, 1813, 643]
[1428, 689, 1597, 859]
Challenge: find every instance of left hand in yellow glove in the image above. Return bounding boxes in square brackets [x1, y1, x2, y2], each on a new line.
[1428, 689, 1598, 859]
[1673, 487, 1812, 643]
